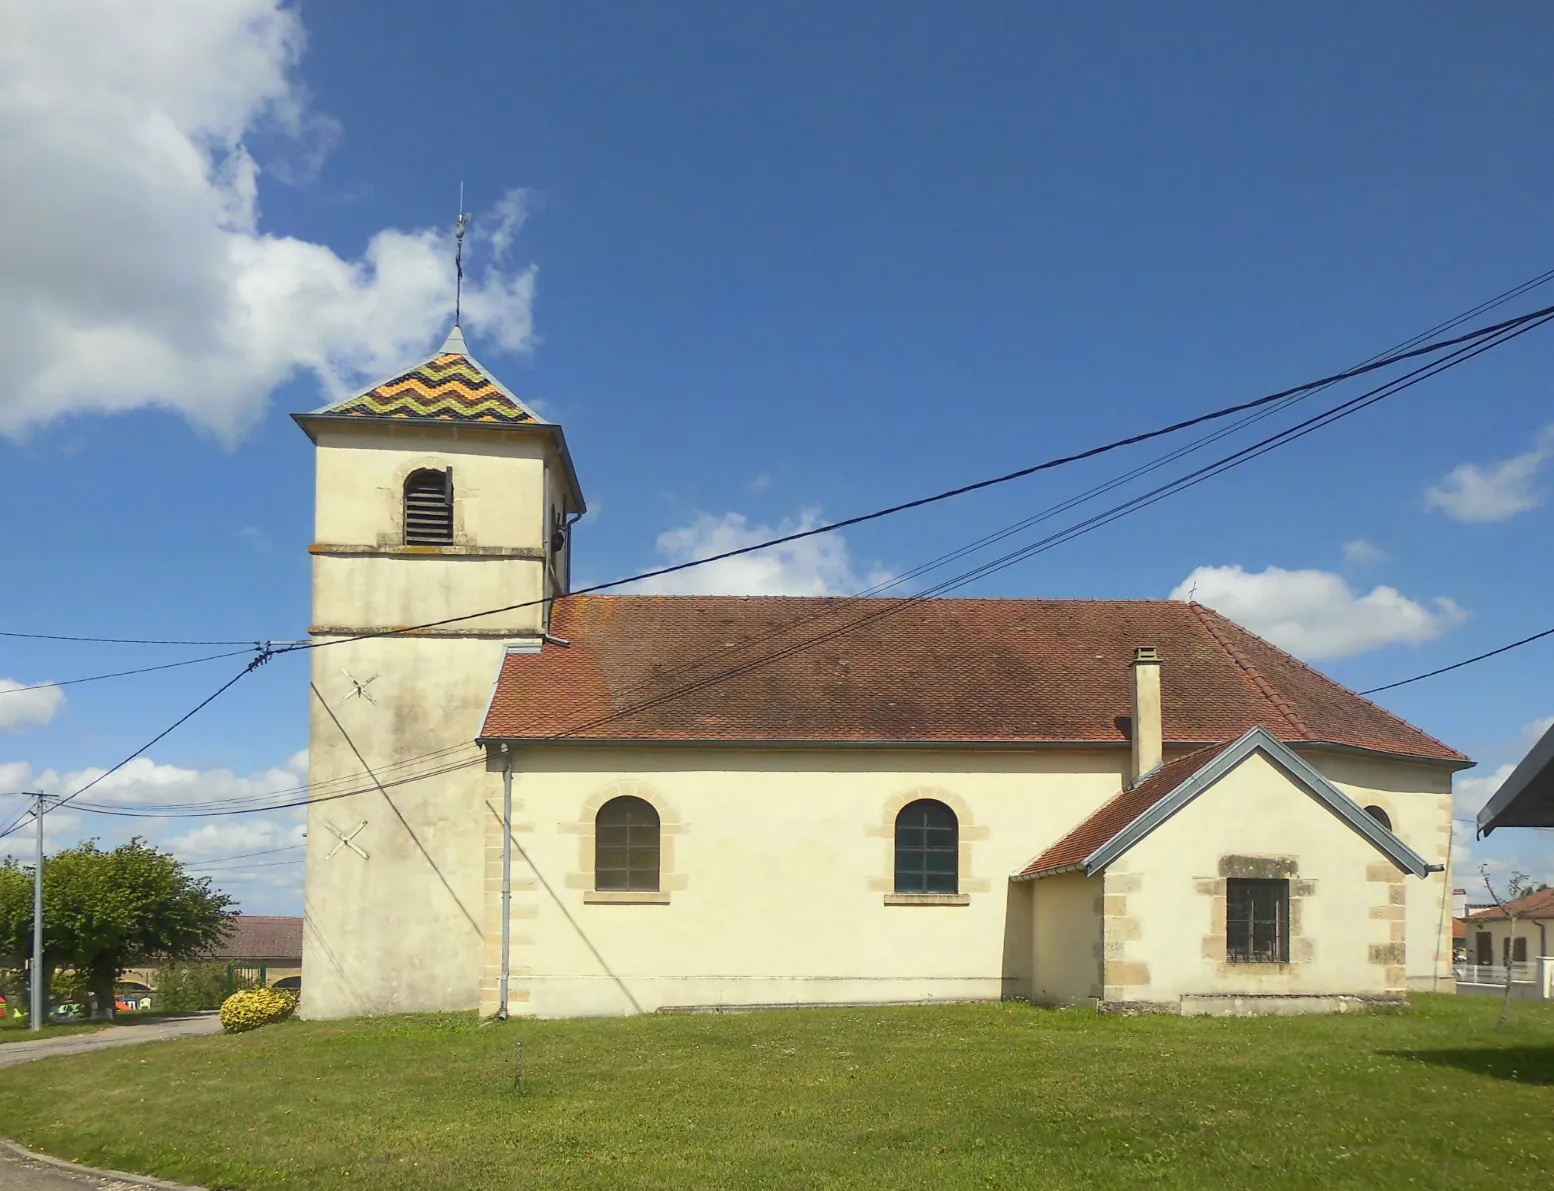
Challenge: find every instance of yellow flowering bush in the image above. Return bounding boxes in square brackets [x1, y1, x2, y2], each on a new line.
[219, 986, 297, 1033]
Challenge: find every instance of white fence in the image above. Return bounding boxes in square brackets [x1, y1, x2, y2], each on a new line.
[1453, 962, 1538, 986]
[1453, 959, 1554, 1000]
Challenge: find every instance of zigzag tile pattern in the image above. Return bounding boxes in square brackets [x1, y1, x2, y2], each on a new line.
[330, 354, 536, 423]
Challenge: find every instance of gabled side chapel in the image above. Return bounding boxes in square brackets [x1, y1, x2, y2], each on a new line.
[295, 328, 1467, 1020]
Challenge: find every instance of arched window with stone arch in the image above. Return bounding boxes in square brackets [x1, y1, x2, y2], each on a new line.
[894, 798, 958, 894]
[594, 796, 661, 892]
[1362, 805, 1392, 831]
[403, 467, 453, 545]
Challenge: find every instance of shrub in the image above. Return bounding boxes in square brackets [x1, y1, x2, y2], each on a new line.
[219, 986, 297, 1033]
[157, 962, 231, 1013]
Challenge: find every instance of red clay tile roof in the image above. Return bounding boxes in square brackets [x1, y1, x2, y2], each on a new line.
[1466, 888, 1554, 921]
[209, 915, 303, 961]
[1453, 917, 1467, 940]
[1016, 743, 1232, 877]
[481, 596, 1466, 763]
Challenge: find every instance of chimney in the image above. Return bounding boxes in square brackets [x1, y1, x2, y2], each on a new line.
[1130, 645, 1162, 784]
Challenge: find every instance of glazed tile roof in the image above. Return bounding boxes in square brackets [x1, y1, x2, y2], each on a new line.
[1465, 887, 1554, 920]
[480, 595, 1467, 763]
[1016, 743, 1231, 878]
[209, 915, 303, 961]
[319, 328, 540, 425]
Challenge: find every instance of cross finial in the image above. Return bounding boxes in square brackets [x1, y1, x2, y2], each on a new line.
[454, 182, 470, 327]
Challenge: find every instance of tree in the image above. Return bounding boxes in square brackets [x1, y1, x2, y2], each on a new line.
[1480, 864, 1533, 1030]
[0, 839, 234, 1020]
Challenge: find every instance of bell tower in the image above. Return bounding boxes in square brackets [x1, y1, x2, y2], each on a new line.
[292, 326, 584, 1019]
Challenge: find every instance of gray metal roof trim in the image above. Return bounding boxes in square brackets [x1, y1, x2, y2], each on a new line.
[1081, 725, 1433, 879]
[1477, 719, 1554, 835]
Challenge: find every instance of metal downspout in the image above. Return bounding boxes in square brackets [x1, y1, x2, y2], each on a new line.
[499, 745, 513, 1021]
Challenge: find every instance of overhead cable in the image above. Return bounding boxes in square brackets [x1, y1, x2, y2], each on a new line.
[1360, 627, 1554, 696]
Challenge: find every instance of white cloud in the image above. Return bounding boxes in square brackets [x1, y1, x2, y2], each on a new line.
[0, 679, 65, 731]
[630, 508, 893, 597]
[163, 818, 305, 861]
[1456, 762, 1515, 818]
[0, 0, 537, 441]
[1343, 538, 1387, 566]
[1451, 715, 1554, 826]
[0, 748, 308, 904]
[1424, 425, 1554, 523]
[1172, 564, 1469, 660]
[13, 750, 308, 809]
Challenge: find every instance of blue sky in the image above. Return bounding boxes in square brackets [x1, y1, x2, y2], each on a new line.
[2, 1, 1552, 911]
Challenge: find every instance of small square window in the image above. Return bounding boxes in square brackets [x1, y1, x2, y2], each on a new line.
[1225, 878, 1289, 963]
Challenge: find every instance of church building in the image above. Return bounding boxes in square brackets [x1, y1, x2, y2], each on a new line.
[294, 327, 1467, 1020]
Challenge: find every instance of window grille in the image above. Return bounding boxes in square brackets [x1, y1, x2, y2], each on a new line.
[404, 468, 454, 545]
[894, 799, 958, 894]
[594, 796, 661, 892]
[1226, 878, 1289, 963]
[1362, 805, 1392, 831]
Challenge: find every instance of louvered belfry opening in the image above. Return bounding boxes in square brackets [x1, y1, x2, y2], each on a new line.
[404, 468, 454, 545]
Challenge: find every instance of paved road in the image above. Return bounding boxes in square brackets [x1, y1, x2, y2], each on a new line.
[0, 1015, 221, 1070]
[0, 1143, 194, 1189]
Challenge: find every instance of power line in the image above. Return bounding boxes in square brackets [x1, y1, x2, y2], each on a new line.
[0, 649, 260, 696]
[11, 288, 1554, 659]
[65, 742, 479, 817]
[537, 266, 1554, 706]
[19, 282, 1554, 830]
[64, 299, 1554, 822]
[177, 844, 304, 866]
[272, 298, 1554, 657]
[1360, 627, 1554, 696]
[0, 631, 263, 647]
[535, 308, 1554, 743]
[0, 647, 279, 840]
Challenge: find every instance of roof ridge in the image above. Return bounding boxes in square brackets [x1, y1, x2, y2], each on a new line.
[1187, 603, 1312, 738]
[1189, 603, 1467, 764]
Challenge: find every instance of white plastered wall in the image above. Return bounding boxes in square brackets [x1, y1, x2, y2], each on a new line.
[1029, 870, 1103, 1005]
[1100, 750, 1412, 1006]
[300, 417, 563, 1019]
[1305, 750, 1456, 991]
[479, 745, 1128, 1019]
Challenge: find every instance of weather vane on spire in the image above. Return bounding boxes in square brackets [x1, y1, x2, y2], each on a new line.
[454, 182, 470, 327]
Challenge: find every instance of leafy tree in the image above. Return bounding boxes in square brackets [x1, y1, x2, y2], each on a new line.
[0, 839, 234, 1019]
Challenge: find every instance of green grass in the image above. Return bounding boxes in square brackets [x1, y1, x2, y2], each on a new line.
[0, 995, 1550, 1190]
[0, 1018, 103, 1043]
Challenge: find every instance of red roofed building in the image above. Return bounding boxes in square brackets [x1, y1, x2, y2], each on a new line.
[293, 335, 1469, 1021]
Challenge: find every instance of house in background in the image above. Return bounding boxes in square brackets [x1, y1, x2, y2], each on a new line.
[1458, 889, 1554, 1001]
[293, 326, 1467, 1021]
[122, 915, 303, 994]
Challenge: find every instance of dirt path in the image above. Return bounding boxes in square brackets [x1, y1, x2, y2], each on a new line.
[0, 1015, 220, 1070]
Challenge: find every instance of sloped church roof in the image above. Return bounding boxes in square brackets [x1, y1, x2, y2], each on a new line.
[480, 595, 1468, 764]
[310, 327, 545, 425]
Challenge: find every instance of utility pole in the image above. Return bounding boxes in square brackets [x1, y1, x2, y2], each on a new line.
[27, 792, 45, 1033]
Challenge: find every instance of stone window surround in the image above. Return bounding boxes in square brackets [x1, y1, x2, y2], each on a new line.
[562, 779, 687, 904]
[1197, 856, 1317, 972]
[867, 786, 990, 906]
[380, 456, 470, 549]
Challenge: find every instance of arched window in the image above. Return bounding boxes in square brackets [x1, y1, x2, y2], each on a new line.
[894, 799, 958, 894]
[595, 796, 660, 892]
[404, 468, 453, 545]
[1363, 805, 1392, 831]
